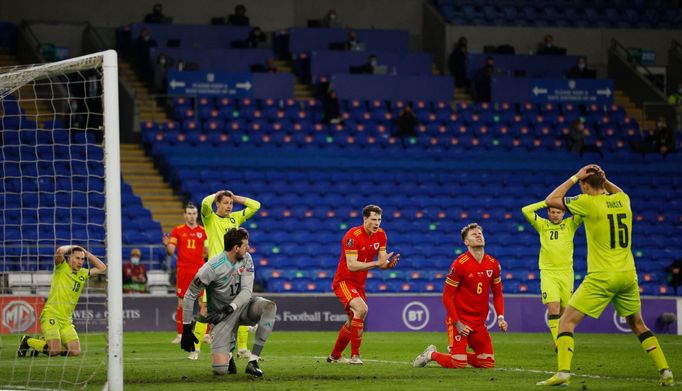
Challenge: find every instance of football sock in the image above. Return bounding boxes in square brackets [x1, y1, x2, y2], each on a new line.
[27, 337, 46, 353]
[176, 306, 183, 334]
[548, 314, 560, 344]
[432, 352, 466, 368]
[466, 352, 495, 368]
[638, 331, 670, 372]
[252, 299, 276, 354]
[349, 318, 364, 356]
[331, 324, 351, 358]
[237, 326, 249, 351]
[556, 332, 574, 372]
[193, 319, 208, 351]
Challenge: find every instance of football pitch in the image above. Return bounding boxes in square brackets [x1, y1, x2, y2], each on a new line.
[1, 331, 680, 390]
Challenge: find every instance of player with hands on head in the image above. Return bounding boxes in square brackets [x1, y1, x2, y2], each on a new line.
[413, 223, 506, 369]
[537, 165, 674, 387]
[18, 245, 107, 357]
[181, 228, 276, 377]
[200, 189, 261, 361]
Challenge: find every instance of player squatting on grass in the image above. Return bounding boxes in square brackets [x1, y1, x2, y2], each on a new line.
[180, 227, 276, 377]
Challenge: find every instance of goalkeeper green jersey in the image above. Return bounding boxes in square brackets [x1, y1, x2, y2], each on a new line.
[42, 261, 90, 323]
[201, 194, 261, 257]
[522, 201, 583, 271]
[563, 192, 635, 274]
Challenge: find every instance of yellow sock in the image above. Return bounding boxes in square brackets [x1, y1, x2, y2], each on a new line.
[638, 331, 670, 372]
[237, 325, 249, 350]
[548, 315, 560, 344]
[193, 320, 208, 351]
[556, 332, 574, 372]
[27, 337, 46, 352]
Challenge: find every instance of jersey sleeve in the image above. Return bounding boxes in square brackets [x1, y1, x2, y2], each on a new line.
[564, 194, 591, 217]
[521, 201, 547, 231]
[379, 231, 387, 253]
[569, 214, 584, 232]
[201, 194, 216, 223]
[342, 231, 360, 259]
[445, 260, 462, 288]
[169, 227, 179, 245]
[231, 197, 261, 225]
[492, 258, 502, 285]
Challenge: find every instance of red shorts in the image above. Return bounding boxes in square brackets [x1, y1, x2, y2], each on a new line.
[332, 281, 366, 317]
[176, 270, 203, 298]
[446, 318, 493, 356]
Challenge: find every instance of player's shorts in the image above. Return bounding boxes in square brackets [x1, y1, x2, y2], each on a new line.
[332, 281, 366, 317]
[40, 315, 79, 344]
[210, 296, 273, 355]
[446, 319, 493, 356]
[540, 269, 574, 306]
[569, 270, 641, 319]
[176, 271, 204, 299]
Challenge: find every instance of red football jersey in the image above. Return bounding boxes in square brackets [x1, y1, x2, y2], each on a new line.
[170, 224, 207, 273]
[332, 225, 387, 288]
[444, 251, 502, 325]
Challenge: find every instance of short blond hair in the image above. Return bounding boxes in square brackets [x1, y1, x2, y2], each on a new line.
[460, 223, 483, 242]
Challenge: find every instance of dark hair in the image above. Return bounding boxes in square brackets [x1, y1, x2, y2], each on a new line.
[460, 223, 483, 242]
[184, 202, 197, 212]
[224, 227, 249, 251]
[216, 190, 234, 203]
[581, 168, 605, 189]
[68, 246, 85, 257]
[362, 204, 382, 218]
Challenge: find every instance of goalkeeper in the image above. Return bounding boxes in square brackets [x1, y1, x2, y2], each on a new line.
[181, 228, 276, 377]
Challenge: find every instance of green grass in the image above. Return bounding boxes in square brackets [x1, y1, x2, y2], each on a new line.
[1, 331, 680, 390]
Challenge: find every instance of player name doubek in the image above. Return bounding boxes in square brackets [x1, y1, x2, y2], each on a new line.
[277, 311, 347, 322]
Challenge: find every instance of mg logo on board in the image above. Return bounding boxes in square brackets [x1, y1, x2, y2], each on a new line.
[2, 300, 36, 333]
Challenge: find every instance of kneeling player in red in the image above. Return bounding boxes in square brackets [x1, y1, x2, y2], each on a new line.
[413, 223, 507, 369]
[327, 205, 400, 365]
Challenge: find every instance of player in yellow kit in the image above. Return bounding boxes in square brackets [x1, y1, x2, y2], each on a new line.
[195, 190, 261, 365]
[521, 201, 582, 346]
[537, 165, 674, 387]
[17, 245, 107, 357]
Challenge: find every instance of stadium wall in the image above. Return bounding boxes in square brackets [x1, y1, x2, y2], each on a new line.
[1, 294, 679, 335]
[0, 0, 423, 37]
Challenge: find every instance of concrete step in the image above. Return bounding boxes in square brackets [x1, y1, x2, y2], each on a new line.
[141, 195, 182, 203]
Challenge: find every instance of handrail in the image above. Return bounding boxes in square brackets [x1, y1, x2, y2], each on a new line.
[609, 39, 659, 82]
[672, 39, 682, 53]
[84, 23, 108, 51]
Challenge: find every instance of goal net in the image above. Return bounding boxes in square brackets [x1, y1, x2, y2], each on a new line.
[0, 50, 122, 390]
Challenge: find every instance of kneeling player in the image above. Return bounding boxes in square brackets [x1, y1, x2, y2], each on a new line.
[18, 245, 107, 357]
[180, 228, 276, 377]
[413, 223, 507, 369]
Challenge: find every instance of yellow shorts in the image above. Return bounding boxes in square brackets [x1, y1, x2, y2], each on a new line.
[40, 315, 79, 344]
[540, 269, 574, 307]
[569, 270, 641, 319]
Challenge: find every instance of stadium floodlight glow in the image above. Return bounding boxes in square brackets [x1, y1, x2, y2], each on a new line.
[0, 50, 122, 391]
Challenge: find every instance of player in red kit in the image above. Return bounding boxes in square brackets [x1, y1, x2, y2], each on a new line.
[163, 202, 208, 345]
[327, 205, 400, 365]
[413, 223, 508, 369]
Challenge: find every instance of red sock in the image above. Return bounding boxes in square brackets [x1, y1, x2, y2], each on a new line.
[467, 353, 495, 368]
[432, 352, 467, 368]
[331, 324, 351, 358]
[176, 306, 183, 334]
[350, 318, 364, 356]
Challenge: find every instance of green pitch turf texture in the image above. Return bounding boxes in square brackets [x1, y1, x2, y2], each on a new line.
[1, 331, 680, 390]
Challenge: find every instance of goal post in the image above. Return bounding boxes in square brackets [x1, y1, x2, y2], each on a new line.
[0, 49, 122, 391]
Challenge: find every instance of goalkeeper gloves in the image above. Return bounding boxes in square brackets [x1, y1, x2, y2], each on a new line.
[204, 304, 235, 325]
[180, 323, 198, 352]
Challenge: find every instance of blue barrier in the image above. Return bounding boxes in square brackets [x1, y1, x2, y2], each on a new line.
[331, 74, 453, 101]
[149, 48, 273, 72]
[467, 53, 580, 79]
[130, 23, 251, 48]
[492, 77, 614, 104]
[310, 51, 432, 79]
[288, 27, 409, 54]
[166, 71, 294, 99]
